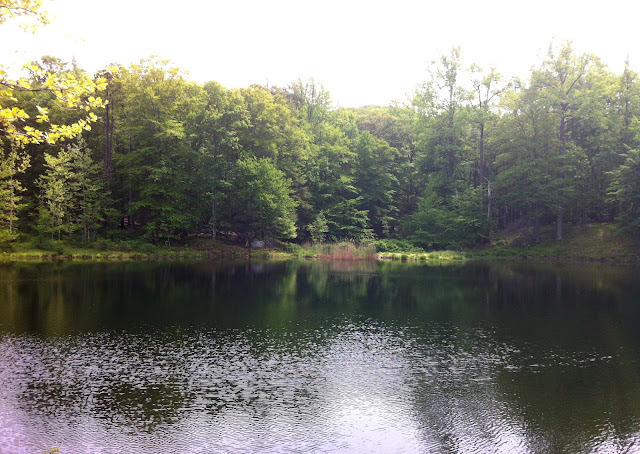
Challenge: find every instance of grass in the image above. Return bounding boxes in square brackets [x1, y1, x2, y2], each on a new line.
[470, 223, 639, 263]
[0, 223, 637, 264]
[286, 241, 377, 261]
[0, 244, 204, 262]
[378, 250, 467, 262]
[187, 236, 272, 259]
[0, 236, 258, 262]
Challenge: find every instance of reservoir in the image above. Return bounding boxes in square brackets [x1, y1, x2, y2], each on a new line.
[0, 260, 639, 453]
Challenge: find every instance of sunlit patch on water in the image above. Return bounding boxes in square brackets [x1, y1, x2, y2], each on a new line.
[1, 318, 638, 454]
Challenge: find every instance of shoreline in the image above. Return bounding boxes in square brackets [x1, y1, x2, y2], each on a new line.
[1, 224, 637, 265]
[1, 246, 637, 266]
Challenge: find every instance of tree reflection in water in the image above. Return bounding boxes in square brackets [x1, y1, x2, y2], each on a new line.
[0, 260, 638, 453]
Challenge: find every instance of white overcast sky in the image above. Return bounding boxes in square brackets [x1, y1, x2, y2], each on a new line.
[1, 0, 638, 107]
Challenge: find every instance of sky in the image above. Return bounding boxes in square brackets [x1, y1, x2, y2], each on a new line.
[1, 0, 639, 107]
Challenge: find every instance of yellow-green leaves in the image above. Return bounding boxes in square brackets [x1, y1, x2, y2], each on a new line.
[0, 65, 106, 146]
[1, 0, 104, 147]
[0, 0, 50, 29]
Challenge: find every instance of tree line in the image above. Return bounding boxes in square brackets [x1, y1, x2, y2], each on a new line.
[2, 44, 640, 248]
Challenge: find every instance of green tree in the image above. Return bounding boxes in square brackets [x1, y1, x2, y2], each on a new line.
[413, 47, 472, 198]
[353, 131, 398, 237]
[307, 210, 328, 243]
[304, 112, 369, 240]
[492, 79, 558, 239]
[468, 64, 508, 223]
[0, 146, 29, 241]
[110, 59, 201, 242]
[353, 105, 419, 226]
[609, 148, 640, 233]
[566, 62, 619, 223]
[73, 141, 108, 242]
[282, 78, 331, 126]
[407, 47, 488, 246]
[189, 81, 248, 237]
[223, 157, 297, 242]
[36, 139, 106, 241]
[402, 186, 489, 249]
[239, 84, 311, 224]
[37, 144, 77, 239]
[531, 42, 593, 240]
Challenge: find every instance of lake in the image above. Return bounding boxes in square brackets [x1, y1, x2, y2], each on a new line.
[0, 260, 639, 453]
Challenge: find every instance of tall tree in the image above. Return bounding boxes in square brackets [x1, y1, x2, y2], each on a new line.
[531, 42, 592, 240]
[353, 105, 419, 224]
[492, 80, 558, 240]
[36, 139, 106, 241]
[223, 157, 297, 242]
[110, 59, 200, 241]
[413, 46, 470, 196]
[238, 84, 311, 222]
[189, 81, 248, 237]
[304, 110, 369, 240]
[407, 48, 489, 246]
[469, 65, 507, 222]
[609, 148, 640, 234]
[469, 65, 505, 184]
[283, 78, 331, 126]
[353, 131, 398, 237]
[0, 146, 29, 240]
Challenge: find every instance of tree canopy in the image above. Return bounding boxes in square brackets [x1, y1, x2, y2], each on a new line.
[1, 19, 639, 249]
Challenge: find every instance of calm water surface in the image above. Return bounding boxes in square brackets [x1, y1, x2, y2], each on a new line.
[0, 260, 639, 453]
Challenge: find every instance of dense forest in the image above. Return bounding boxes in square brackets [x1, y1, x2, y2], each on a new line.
[2, 42, 640, 249]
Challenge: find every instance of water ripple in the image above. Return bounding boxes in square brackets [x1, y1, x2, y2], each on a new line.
[1, 319, 638, 454]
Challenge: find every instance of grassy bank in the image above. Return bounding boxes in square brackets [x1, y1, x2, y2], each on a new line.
[0, 236, 271, 262]
[378, 250, 468, 262]
[375, 223, 638, 264]
[0, 223, 637, 264]
[473, 223, 639, 263]
[283, 241, 377, 261]
[272, 241, 468, 262]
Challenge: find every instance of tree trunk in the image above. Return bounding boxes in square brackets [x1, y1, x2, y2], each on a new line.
[557, 111, 566, 241]
[211, 197, 217, 239]
[483, 177, 491, 219]
[128, 187, 133, 228]
[479, 123, 485, 182]
[556, 208, 563, 241]
[8, 182, 13, 234]
[104, 88, 113, 185]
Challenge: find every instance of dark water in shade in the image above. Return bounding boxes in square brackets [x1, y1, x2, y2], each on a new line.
[0, 260, 639, 454]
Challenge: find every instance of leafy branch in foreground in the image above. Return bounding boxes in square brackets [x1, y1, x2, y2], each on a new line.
[1, 65, 106, 146]
[0, 0, 49, 29]
[1, 0, 106, 147]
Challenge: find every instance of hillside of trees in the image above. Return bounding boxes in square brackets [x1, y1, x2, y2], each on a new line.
[2, 44, 640, 250]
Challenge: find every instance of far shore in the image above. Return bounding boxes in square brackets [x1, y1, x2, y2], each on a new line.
[1, 224, 637, 265]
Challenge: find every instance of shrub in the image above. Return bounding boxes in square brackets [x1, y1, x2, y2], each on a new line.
[374, 239, 424, 254]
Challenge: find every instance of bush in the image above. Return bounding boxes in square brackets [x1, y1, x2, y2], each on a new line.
[136, 242, 157, 255]
[283, 242, 304, 254]
[374, 239, 424, 254]
[90, 238, 117, 250]
[294, 241, 377, 261]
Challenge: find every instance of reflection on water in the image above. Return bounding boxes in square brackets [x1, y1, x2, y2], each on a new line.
[0, 260, 639, 453]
